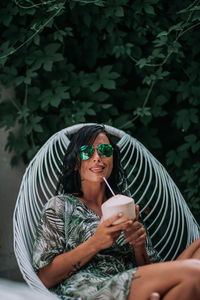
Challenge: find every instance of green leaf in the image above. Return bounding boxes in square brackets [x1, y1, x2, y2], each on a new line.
[144, 5, 155, 15]
[55, 86, 70, 100]
[27, 146, 40, 160]
[50, 96, 62, 108]
[176, 109, 199, 130]
[87, 108, 96, 116]
[134, 107, 151, 117]
[43, 60, 53, 71]
[44, 43, 61, 55]
[102, 104, 112, 109]
[136, 58, 147, 69]
[34, 124, 43, 133]
[102, 79, 116, 89]
[44, 43, 60, 56]
[184, 134, 196, 143]
[90, 82, 101, 92]
[176, 110, 190, 130]
[93, 92, 109, 102]
[17, 108, 30, 121]
[115, 114, 134, 130]
[192, 142, 200, 153]
[34, 34, 40, 46]
[153, 36, 168, 47]
[115, 7, 124, 17]
[157, 31, 168, 38]
[166, 150, 183, 167]
[14, 76, 24, 86]
[40, 90, 53, 108]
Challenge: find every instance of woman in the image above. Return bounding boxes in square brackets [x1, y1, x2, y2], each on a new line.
[33, 124, 200, 300]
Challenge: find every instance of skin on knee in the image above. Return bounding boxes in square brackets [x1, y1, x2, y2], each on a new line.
[192, 248, 200, 259]
[127, 259, 200, 300]
[164, 277, 200, 300]
[177, 238, 200, 260]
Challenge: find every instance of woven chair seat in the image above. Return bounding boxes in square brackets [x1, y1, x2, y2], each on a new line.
[13, 123, 200, 295]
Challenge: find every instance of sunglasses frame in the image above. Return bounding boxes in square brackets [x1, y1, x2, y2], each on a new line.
[79, 144, 113, 160]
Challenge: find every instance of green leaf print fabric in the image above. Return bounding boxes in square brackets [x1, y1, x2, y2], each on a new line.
[32, 194, 162, 300]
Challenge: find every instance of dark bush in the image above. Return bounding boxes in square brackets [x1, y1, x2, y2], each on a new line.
[0, 0, 199, 222]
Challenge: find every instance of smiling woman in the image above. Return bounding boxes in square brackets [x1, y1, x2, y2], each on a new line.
[32, 124, 200, 300]
[75, 132, 114, 216]
[56, 125, 127, 199]
[79, 134, 113, 181]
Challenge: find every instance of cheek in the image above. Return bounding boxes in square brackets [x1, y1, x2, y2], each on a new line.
[80, 162, 87, 174]
[107, 159, 113, 176]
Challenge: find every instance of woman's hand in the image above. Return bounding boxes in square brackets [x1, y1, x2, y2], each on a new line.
[91, 214, 129, 251]
[125, 205, 147, 249]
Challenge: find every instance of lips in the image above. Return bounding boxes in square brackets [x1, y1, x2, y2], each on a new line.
[89, 165, 105, 172]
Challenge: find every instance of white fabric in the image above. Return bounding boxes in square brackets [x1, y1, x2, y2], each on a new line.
[0, 279, 57, 299]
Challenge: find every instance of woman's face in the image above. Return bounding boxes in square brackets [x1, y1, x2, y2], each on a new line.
[79, 133, 113, 183]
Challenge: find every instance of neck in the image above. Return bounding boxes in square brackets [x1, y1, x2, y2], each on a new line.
[81, 181, 107, 209]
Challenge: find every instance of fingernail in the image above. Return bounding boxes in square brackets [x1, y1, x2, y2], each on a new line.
[118, 213, 123, 217]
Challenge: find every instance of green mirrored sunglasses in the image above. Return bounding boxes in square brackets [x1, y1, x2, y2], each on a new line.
[79, 144, 113, 160]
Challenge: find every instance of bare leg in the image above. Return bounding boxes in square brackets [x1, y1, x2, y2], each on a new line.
[127, 259, 200, 300]
[163, 280, 199, 300]
[177, 238, 200, 260]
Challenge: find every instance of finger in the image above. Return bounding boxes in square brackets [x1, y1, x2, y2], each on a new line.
[112, 230, 121, 240]
[125, 220, 133, 231]
[103, 213, 123, 227]
[130, 233, 147, 246]
[109, 219, 130, 232]
[125, 228, 146, 243]
[135, 233, 146, 244]
[125, 221, 142, 233]
[125, 230, 139, 242]
[135, 205, 139, 220]
[138, 232, 146, 240]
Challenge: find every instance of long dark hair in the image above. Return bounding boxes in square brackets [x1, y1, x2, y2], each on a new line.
[57, 124, 130, 198]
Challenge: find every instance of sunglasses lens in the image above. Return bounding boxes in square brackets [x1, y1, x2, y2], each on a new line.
[98, 144, 113, 157]
[79, 145, 94, 160]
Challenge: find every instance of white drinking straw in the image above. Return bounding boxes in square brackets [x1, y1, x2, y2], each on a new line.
[102, 177, 115, 196]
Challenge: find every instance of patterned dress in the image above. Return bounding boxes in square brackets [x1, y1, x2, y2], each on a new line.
[32, 194, 161, 300]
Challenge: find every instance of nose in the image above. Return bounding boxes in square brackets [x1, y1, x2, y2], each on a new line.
[92, 149, 102, 161]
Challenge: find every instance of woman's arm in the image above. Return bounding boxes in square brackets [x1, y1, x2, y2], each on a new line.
[125, 221, 151, 266]
[38, 213, 129, 288]
[38, 237, 99, 288]
[125, 205, 151, 266]
[133, 245, 151, 266]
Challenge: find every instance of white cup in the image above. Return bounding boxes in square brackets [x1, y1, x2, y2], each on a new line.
[101, 194, 136, 224]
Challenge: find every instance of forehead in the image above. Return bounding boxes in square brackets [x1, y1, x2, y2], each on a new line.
[92, 133, 110, 146]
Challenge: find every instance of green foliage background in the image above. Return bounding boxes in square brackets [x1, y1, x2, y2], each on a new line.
[0, 0, 200, 223]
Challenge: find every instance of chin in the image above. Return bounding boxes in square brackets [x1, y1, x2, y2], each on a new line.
[89, 174, 105, 183]
[92, 177, 104, 183]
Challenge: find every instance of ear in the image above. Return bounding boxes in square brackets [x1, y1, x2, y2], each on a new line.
[74, 163, 79, 171]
